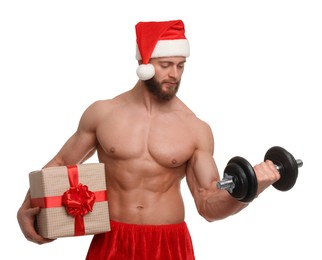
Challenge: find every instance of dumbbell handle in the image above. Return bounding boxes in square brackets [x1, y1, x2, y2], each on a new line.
[275, 159, 303, 171]
[217, 159, 303, 192]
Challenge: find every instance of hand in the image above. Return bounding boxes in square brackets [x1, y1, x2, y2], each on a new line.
[253, 160, 281, 196]
[17, 191, 55, 244]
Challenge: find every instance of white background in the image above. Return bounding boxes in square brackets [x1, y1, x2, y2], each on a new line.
[1, 1, 321, 259]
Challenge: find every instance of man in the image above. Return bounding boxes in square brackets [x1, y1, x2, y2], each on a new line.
[17, 20, 280, 259]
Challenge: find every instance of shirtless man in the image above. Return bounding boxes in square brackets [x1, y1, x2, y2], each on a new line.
[17, 20, 280, 259]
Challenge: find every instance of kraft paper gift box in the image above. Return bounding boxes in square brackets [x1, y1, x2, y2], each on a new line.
[29, 163, 110, 239]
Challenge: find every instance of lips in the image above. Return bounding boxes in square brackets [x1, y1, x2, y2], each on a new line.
[163, 81, 178, 87]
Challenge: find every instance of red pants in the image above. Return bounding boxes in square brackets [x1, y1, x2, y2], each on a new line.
[86, 220, 195, 260]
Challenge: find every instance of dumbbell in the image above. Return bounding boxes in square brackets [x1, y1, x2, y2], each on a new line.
[216, 146, 303, 203]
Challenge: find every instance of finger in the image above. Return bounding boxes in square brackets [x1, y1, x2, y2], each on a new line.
[25, 211, 55, 244]
[265, 160, 281, 179]
[26, 231, 55, 245]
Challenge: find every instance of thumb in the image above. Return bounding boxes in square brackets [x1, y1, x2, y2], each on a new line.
[28, 206, 41, 217]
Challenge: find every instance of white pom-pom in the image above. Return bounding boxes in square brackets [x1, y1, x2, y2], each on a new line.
[136, 64, 155, 80]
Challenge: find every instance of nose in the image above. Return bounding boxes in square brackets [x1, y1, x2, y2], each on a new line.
[169, 66, 178, 79]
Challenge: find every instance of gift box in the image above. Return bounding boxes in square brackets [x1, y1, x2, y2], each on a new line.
[29, 163, 110, 239]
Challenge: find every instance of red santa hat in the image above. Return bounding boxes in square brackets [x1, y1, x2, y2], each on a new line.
[135, 20, 190, 80]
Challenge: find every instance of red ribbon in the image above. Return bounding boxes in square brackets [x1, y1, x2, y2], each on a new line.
[31, 165, 107, 236]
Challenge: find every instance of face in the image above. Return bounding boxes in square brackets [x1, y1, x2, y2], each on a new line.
[144, 57, 186, 101]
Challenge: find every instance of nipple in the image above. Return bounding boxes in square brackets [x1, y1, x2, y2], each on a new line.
[172, 159, 177, 165]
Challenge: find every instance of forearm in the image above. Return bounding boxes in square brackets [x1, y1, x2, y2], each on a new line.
[199, 189, 249, 222]
[20, 189, 31, 208]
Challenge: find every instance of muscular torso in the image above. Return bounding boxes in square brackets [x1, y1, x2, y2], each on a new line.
[93, 92, 200, 225]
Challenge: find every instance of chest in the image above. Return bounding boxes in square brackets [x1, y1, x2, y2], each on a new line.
[96, 111, 195, 167]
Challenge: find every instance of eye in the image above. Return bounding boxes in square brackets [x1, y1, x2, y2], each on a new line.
[160, 62, 171, 68]
[178, 63, 185, 69]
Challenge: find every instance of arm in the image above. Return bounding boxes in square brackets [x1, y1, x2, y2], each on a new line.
[43, 101, 103, 168]
[186, 121, 281, 222]
[17, 100, 105, 244]
[186, 122, 248, 222]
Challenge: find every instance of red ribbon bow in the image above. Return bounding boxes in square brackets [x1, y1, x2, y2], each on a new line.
[62, 183, 96, 217]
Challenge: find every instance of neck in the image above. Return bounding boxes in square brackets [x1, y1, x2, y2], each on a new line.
[132, 80, 176, 114]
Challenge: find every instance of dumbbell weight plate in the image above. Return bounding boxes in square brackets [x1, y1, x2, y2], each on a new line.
[223, 162, 249, 200]
[264, 146, 298, 191]
[227, 156, 258, 203]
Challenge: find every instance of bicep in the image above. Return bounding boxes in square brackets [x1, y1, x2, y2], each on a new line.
[63, 129, 98, 163]
[186, 122, 220, 197]
[186, 150, 220, 194]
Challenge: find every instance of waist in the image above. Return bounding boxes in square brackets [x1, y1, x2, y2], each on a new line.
[110, 220, 188, 231]
[108, 188, 185, 224]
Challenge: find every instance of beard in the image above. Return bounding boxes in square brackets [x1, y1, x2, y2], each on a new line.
[144, 77, 180, 101]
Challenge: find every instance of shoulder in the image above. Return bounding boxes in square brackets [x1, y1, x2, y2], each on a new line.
[82, 99, 112, 119]
[188, 114, 214, 144]
[83, 92, 128, 117]
[175, 101, 214, 153]
[78, 96, 125, 130]
[187, 115, 215, 159]
[175, 99, 213, 135]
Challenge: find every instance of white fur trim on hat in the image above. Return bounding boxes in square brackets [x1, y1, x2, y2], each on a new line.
[152, 39, 190, 58]
[136, 39, 190, 60]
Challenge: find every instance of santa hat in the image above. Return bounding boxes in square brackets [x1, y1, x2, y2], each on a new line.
[135, 20, 190, 80]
